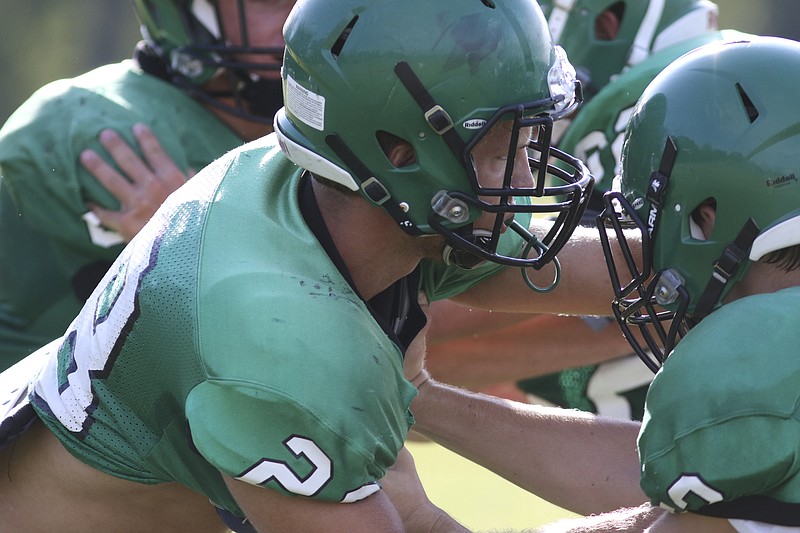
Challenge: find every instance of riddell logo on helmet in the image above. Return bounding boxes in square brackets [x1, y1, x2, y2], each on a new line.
[766, 173, 797, 188]
[463, 119, 487, 130]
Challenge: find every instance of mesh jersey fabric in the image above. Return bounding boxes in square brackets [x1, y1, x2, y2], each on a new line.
[29, 134, 524, 517]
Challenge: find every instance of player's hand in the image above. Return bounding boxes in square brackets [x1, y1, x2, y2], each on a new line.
[80, 123, 195, 242]
[405, 294, 431, 388]
[381, 447, 468, 532]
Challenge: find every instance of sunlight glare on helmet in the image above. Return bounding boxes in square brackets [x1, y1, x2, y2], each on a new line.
[548, 46, 577, 112]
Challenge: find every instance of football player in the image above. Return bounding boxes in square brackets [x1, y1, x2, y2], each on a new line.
[399, 35, 800, 532]
[426, 0, 751, 422]
[0, 0, 293, 369]
[0, 0, 598, 531]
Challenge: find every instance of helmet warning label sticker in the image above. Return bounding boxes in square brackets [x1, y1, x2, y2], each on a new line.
[286, 75, 325, 131]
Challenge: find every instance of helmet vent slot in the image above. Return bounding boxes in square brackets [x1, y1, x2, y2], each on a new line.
[735, 83, 759, 123]
[331, 16, 359, 59]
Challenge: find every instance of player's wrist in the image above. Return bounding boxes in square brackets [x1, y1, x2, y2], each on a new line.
[410, 369, 431, 389]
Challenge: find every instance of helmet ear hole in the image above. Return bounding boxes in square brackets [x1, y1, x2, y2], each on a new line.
[689, 198, 716, 241]
[376, 131, 417, 168]
[595, 2, 624, 40]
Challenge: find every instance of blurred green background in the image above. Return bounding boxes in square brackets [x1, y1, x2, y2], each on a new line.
[1, 0, 799, 123]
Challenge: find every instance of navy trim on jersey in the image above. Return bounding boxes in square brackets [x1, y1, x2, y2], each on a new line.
[0, 397, 37, 452]
[214, 506, 258, 533]
[696, 495, 800, 526]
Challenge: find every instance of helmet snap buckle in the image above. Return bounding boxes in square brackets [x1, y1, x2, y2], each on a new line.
[431, 191, 470, 224]
[170, 49, 205, 79]
[654, 268, 685, 306]
[424, 105, 454, 135]
[361, 177, 391, 205]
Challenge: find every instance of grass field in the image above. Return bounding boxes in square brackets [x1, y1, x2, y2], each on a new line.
[406, 440, 579, 532]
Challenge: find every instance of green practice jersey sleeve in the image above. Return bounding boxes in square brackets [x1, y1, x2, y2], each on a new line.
[187, 377, 411, 503]
[639, 287, 800, 525]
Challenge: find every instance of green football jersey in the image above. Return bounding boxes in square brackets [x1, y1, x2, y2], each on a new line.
[0, 60, 242, 369]
[639, 287, 800, 525]
[516, 31, 750, 420]
[30, 134, 521, 518]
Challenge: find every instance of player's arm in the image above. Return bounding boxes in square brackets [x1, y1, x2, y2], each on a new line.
[223, 473, 466, 533]
[534, 504, 738, 532]
[454, 222, 638, 317]
[425, 299, 533, 343]
[380, 447, 470, 532]
[404, 306, 644, 516]
[425, 308, 631, 388]
[409, 377, 646, 516]
[647, 512, 738, 533]
[80, 123, 193, 241]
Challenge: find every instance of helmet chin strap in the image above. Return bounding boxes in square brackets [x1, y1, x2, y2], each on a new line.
[178, 74, 281, 125]
[440, 223, 561, 292]
[191, 0, 222, 39]
[692, 218, 760, 321]
[441, 228, 492, 269]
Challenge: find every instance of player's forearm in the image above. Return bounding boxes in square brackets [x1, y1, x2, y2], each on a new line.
[532, 504, 664, 532]
[426, 300, 533, 344]
[533, 504, 740, 533]
[404, 502, 471, 533]
[410, 379, 647, 516]
[454, 223, 642, 317]
[425, 314, 632, 388]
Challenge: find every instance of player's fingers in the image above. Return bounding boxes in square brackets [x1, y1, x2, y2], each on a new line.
[87, 202, 140, 242]
[86, 202, 123, 232]
[97, 128, 154, 184]
[80, 149, 135, 200]
[132, 123, 189, 187]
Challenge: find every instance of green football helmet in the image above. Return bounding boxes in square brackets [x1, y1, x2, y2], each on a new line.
[275, 0, 593, 271]
[597, 36, 800, 371]
[131, 0, 286, 123]
[539, 0, 719, 98]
